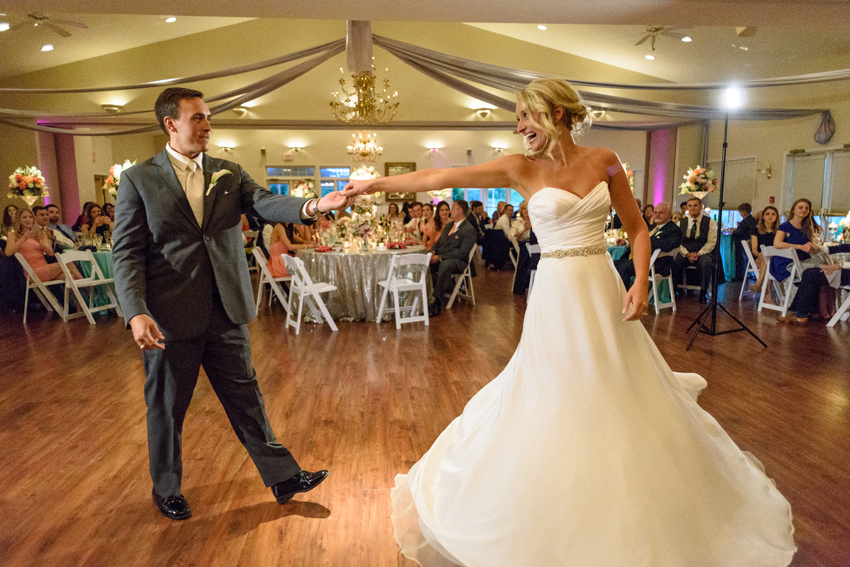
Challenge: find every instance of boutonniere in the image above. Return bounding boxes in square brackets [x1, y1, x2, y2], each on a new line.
[206, 169, 232, 196]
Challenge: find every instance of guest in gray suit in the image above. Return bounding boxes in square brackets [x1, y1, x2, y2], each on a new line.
[113, 88, 347, 521]
[428, 199, 477, 317]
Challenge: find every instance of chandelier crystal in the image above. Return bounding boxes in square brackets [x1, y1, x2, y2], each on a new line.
[347, 131, 384, 162]
[330, 66, 399, 125]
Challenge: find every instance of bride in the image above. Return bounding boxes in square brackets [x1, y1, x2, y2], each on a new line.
[343, 78, 795, 567]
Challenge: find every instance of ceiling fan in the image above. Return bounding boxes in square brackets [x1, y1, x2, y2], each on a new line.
[9, 13, 88, 38]
[635, 26, 687, 51]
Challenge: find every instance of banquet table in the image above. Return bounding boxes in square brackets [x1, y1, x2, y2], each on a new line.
[296, 245, 432, 322]
[607, 245, 627, 262]
[77, 249, 116, 311]
[719, 233, 736, 281]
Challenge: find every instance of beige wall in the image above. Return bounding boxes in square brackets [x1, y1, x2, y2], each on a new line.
[0, 123, 40, 218]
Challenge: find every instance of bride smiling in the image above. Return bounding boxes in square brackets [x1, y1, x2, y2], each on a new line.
[343, 78, 795, 567]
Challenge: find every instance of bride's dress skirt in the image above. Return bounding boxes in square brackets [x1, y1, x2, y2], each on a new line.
[391, 248, 795, 566]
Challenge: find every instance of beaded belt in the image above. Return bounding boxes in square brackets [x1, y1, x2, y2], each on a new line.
[540, 245, 608, 259]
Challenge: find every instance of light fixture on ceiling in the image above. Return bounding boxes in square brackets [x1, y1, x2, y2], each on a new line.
[681, 36, 692, 42]
[590, 109, 606, 119]
[347, 131, 384, 162]
[0, 22, 9, 32]
[165, 17, 177, 23]
[231, 106, 248, 116]
[645, 54, 655, 60]
[330, 65, 399, 125]
[219, 146, 233, 154]
[101, 104, 122, 114]
[476, 108, 491, 119]
[41, 44, 53, 52]
[537, 25, 548, 31]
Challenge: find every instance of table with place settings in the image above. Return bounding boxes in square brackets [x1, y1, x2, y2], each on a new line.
[295, 245, 432, 322]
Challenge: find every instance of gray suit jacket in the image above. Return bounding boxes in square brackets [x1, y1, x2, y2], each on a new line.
[113, 149, 312, 340]
[432, 220, 477, 263]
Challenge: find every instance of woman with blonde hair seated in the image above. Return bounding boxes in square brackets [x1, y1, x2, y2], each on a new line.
[4, 209, 82, 281]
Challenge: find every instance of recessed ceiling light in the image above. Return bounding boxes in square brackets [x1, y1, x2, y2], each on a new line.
[681, 36, 692, 42]
[0, 22, 9, 32]
[645, 54, 655, 60]
[41, 44, 53, 52]
[537, 25, 547, 31]
[165, 17, 177, 23]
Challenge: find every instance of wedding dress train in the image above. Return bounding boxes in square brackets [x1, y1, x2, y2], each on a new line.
[391, 184, 795, 567]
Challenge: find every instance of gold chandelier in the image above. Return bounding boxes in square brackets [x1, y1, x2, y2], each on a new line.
[330, 66, 399, 125]
[347, 131, 384, 162]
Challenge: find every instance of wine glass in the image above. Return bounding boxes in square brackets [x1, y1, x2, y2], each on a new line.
[93, 233, 103, 249]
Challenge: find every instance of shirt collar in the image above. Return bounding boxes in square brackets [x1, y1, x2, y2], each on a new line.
[166, 143, 204, 173]
[454, 219, 465, 228]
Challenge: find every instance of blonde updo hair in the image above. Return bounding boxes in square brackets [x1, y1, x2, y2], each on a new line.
[516, 78, 591, 160]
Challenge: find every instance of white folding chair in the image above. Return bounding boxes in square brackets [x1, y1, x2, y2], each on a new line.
[252, 248, 291, 316]
[758, 245, 803, 317]
[446, 244, 477, 309]
[828, 283, 850, 327]
[526, 243, 541, 296]
[738, 240, 760, 300]
[14, 252, 67, 324]
[281, 254, 338, 334]
[56, 250, 123, 324]
[648, 249, 677, 314]
[376, 253, 432, 329]
[243, 230, 259, 272]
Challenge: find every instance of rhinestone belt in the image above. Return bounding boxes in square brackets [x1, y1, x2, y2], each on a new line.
[540, 245, 608, 259]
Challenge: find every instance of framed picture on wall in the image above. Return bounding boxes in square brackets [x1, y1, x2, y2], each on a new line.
[384, 162, 416, 201]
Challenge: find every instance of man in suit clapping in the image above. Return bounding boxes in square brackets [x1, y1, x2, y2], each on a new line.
[113, 88, 348, 521]
[428, 199, 477, 317]
[615, 203, 682, 289]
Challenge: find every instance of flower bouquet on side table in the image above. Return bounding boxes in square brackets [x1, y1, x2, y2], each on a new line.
[8, 165, 49, 207]
[678, 165, 718, 199]
[104, 159, 137, 197]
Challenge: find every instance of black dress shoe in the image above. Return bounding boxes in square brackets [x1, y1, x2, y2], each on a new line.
[428, 302, 442, 317]
[152, 489, 192, 520]
[272, 470, 329, 504]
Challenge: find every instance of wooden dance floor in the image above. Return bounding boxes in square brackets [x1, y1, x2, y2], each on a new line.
[1, 262, 847, 567]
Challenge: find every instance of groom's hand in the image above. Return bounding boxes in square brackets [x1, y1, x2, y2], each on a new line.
[341, 180, 373, 197]
[317, 191, 350, 213]
[130, 314, 166, 350]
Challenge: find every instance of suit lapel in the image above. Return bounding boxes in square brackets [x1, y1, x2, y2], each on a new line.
[153, 150, 202, 233]
[202, 154, 217, 226]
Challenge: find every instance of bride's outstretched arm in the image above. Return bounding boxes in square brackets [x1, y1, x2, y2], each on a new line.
[342, 154, 525, 198]
[607, 153, 650, 321]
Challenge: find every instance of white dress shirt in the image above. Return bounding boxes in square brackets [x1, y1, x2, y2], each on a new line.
[495, 215, 513, 238]
[679, 214, 718, 257]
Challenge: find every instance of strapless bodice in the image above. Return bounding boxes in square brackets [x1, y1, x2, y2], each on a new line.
[527, 183, 610, 252]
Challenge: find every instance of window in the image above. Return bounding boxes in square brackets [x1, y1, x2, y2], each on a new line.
[487, 188, 507, 217]
[269, 183, 289, 196]
[320, 167, 351, 178]
[266, 166, 315, 178]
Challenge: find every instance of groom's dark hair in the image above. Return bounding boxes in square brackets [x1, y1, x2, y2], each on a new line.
[155, 87, 204, 134]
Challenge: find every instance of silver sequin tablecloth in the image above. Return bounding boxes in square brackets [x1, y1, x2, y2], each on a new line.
[296, 246, 431, 322]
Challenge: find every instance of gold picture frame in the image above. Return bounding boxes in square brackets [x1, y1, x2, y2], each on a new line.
[384, 162, 417, 201]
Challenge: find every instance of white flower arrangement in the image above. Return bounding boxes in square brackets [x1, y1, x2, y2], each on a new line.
[350, 165, 381, 180]
[291, 179, 317, 198]
[679, 165, 718, 195]
[104, 159, 136, 196]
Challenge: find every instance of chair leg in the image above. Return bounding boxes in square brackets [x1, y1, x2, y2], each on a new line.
[421, 285, 429, 326]
[315, 293, 338, 332]
[393, 288, 402, 330]
[256, 277, 264, 314]
[295, 293, 304, 335]
[23, 285, 30, 324]
[376, 284, 390, 324]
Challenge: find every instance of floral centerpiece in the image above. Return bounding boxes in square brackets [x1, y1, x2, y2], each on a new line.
[621, 162, 635, 194]
[678, 165, 718, 197]
[104, 159, 137, 197]
[428, 188, 452, 201]
[291, 180, 317, 198]
[350, 165, 384, 201]
[838, 211, 850, 243]
[8, 165, 49, 207]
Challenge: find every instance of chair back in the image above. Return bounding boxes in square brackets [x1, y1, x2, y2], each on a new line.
[243, 230, 258, 245]
[281, 254, 315, 290]
[393, 253, 432, 284]
[648, 248, 661, 270]
[741, 239, 758, 270]
[467, 242, 478, 264]
[526, 243, 541, 255]
[761, 245, 803, 282]
[57, 250, 106, 281]
[15, 252, 46, 284]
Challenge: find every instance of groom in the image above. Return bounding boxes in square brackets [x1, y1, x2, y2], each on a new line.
[113, 87, 346, 520]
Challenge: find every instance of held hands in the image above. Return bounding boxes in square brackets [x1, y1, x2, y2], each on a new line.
[622, 282, 649, 322]
[341, 180, 374, 198]
[317, 191, 351, 213]
[800, 242, 817, 254]
[130, 314, 165, 351]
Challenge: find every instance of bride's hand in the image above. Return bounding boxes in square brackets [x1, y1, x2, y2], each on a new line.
[622, 283, 649, 321]
[341, 179, 374, 197]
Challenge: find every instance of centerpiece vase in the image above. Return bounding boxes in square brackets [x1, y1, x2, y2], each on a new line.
[689, 191, 708, 199]
[19, 195, 40, 208]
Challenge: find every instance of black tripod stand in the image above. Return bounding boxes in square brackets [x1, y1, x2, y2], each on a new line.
[686, 112, 767, 351]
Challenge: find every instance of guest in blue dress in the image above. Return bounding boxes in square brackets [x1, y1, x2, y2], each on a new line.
[770, 198, 821, 282]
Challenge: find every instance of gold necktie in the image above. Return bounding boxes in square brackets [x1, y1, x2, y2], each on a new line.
[185, 161, 204, 227]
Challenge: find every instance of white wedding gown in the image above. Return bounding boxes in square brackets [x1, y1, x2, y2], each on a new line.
[391, 184, 796, 567]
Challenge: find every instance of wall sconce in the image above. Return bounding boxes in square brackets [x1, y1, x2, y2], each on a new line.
[231, 106, 248, 116]
[429, 147, 440, 153]
[493, 147, 506, 153]
[590, 109, 606, 119]
[101, 104, 123, 114]
[475, 108, 491, 119]
[757, 163, 772, 179]
[290, 147, 303, 153]
[219, 146, 234, 153]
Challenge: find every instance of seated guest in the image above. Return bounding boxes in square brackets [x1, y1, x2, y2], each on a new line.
[731, 202, 756, 281]
[780, 244, 850, 325]
[615, 202, 681, 289]
[495, 204, 515, 238]
[404, 202, 425, 240]
[33, 206, 74, 253]
[491, 201, 506, 224]
[749, 205, 780, 302]
[424, 201, 450, 251]
[643, 204, 655, 229]
[672, 196, 717, 303]
[470, 200, 490, 227]
[401, 202, 412, 224]
[771, 198, 822, 285]
[511, 201, 532, 243]
[512, 203, 539, 295]
[428, 200, 476, 317]
[420, 204, 436, 250]
[4, 209, 82, 281]
[386, 203, 402, 227]
[2, 204, 18, 239]
[71, 201, 97, 232]
[671, 211, 683, 224]
[466, 200, 486, 244]
[45, 204, 76, 242]
[80, 203, 114, 236]
[266, 222, 310, 278]
[103, 203, 115, 222]
[318, 212, 335, 232]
